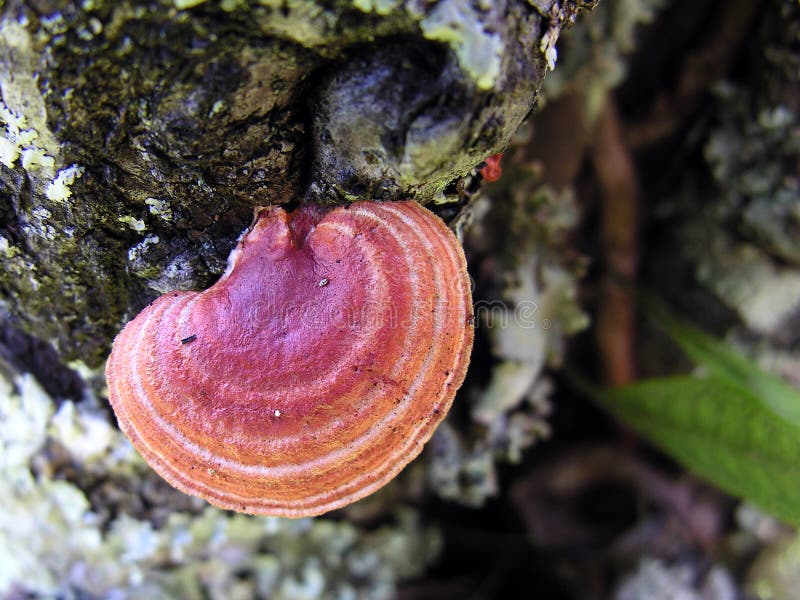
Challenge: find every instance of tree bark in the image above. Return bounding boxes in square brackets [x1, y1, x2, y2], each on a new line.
[0, 0, 595, 367]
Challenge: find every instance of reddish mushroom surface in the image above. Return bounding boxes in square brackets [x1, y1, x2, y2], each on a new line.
[106, 200, 474, 517]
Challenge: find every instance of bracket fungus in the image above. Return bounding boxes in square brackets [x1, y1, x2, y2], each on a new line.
[106, 201, 474, 517]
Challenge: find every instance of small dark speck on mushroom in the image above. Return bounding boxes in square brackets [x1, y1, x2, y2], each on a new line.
[181, 334, 197, 345]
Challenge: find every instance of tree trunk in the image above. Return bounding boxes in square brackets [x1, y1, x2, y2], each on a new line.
[0, 0, 593, 369]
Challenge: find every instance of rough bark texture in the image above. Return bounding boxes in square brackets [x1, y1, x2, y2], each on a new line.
[0, 0, 593, 367]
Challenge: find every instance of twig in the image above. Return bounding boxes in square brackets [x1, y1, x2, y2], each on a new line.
[592, 96, 639, 386]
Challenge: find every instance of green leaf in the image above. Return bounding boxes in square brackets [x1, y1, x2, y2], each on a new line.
[646, 301, 800, 427]
[595, 375, 800, 526]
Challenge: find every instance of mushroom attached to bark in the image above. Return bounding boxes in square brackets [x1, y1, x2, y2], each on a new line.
[106, 200, 474, 517]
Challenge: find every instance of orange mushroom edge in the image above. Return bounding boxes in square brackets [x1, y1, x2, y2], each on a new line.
[105, 200, 474, 518]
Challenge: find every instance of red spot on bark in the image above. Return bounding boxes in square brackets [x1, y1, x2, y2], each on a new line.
[479, 153, 503, 182]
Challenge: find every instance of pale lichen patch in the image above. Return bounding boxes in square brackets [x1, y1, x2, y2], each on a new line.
[208, 99, 224, 117]
[220, 0, 247, 10]
[20, 147, 55, 171]
[31, 207, 52, 221]
[0, 20, 60, 178]
[45, 165, 85, 202]
[418, 0, 503, 90]
[0, 371, 53, 469]
[695, 238, 800, 335]
[173, 0, 208, 9]
[0, 136, 19, 168]
[0, 101, 26, 133]
[145, 197, 173, 221]
[540, 25, 561, 71]
[0, 101, 54, 171]
[50, 401, 116, 463]
[117, 216, 147, 232]
[352, 0, 399, 15]
[127, 235, 160, 263]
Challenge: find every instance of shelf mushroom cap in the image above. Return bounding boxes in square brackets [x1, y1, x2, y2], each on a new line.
[106, 200, 474, 517]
